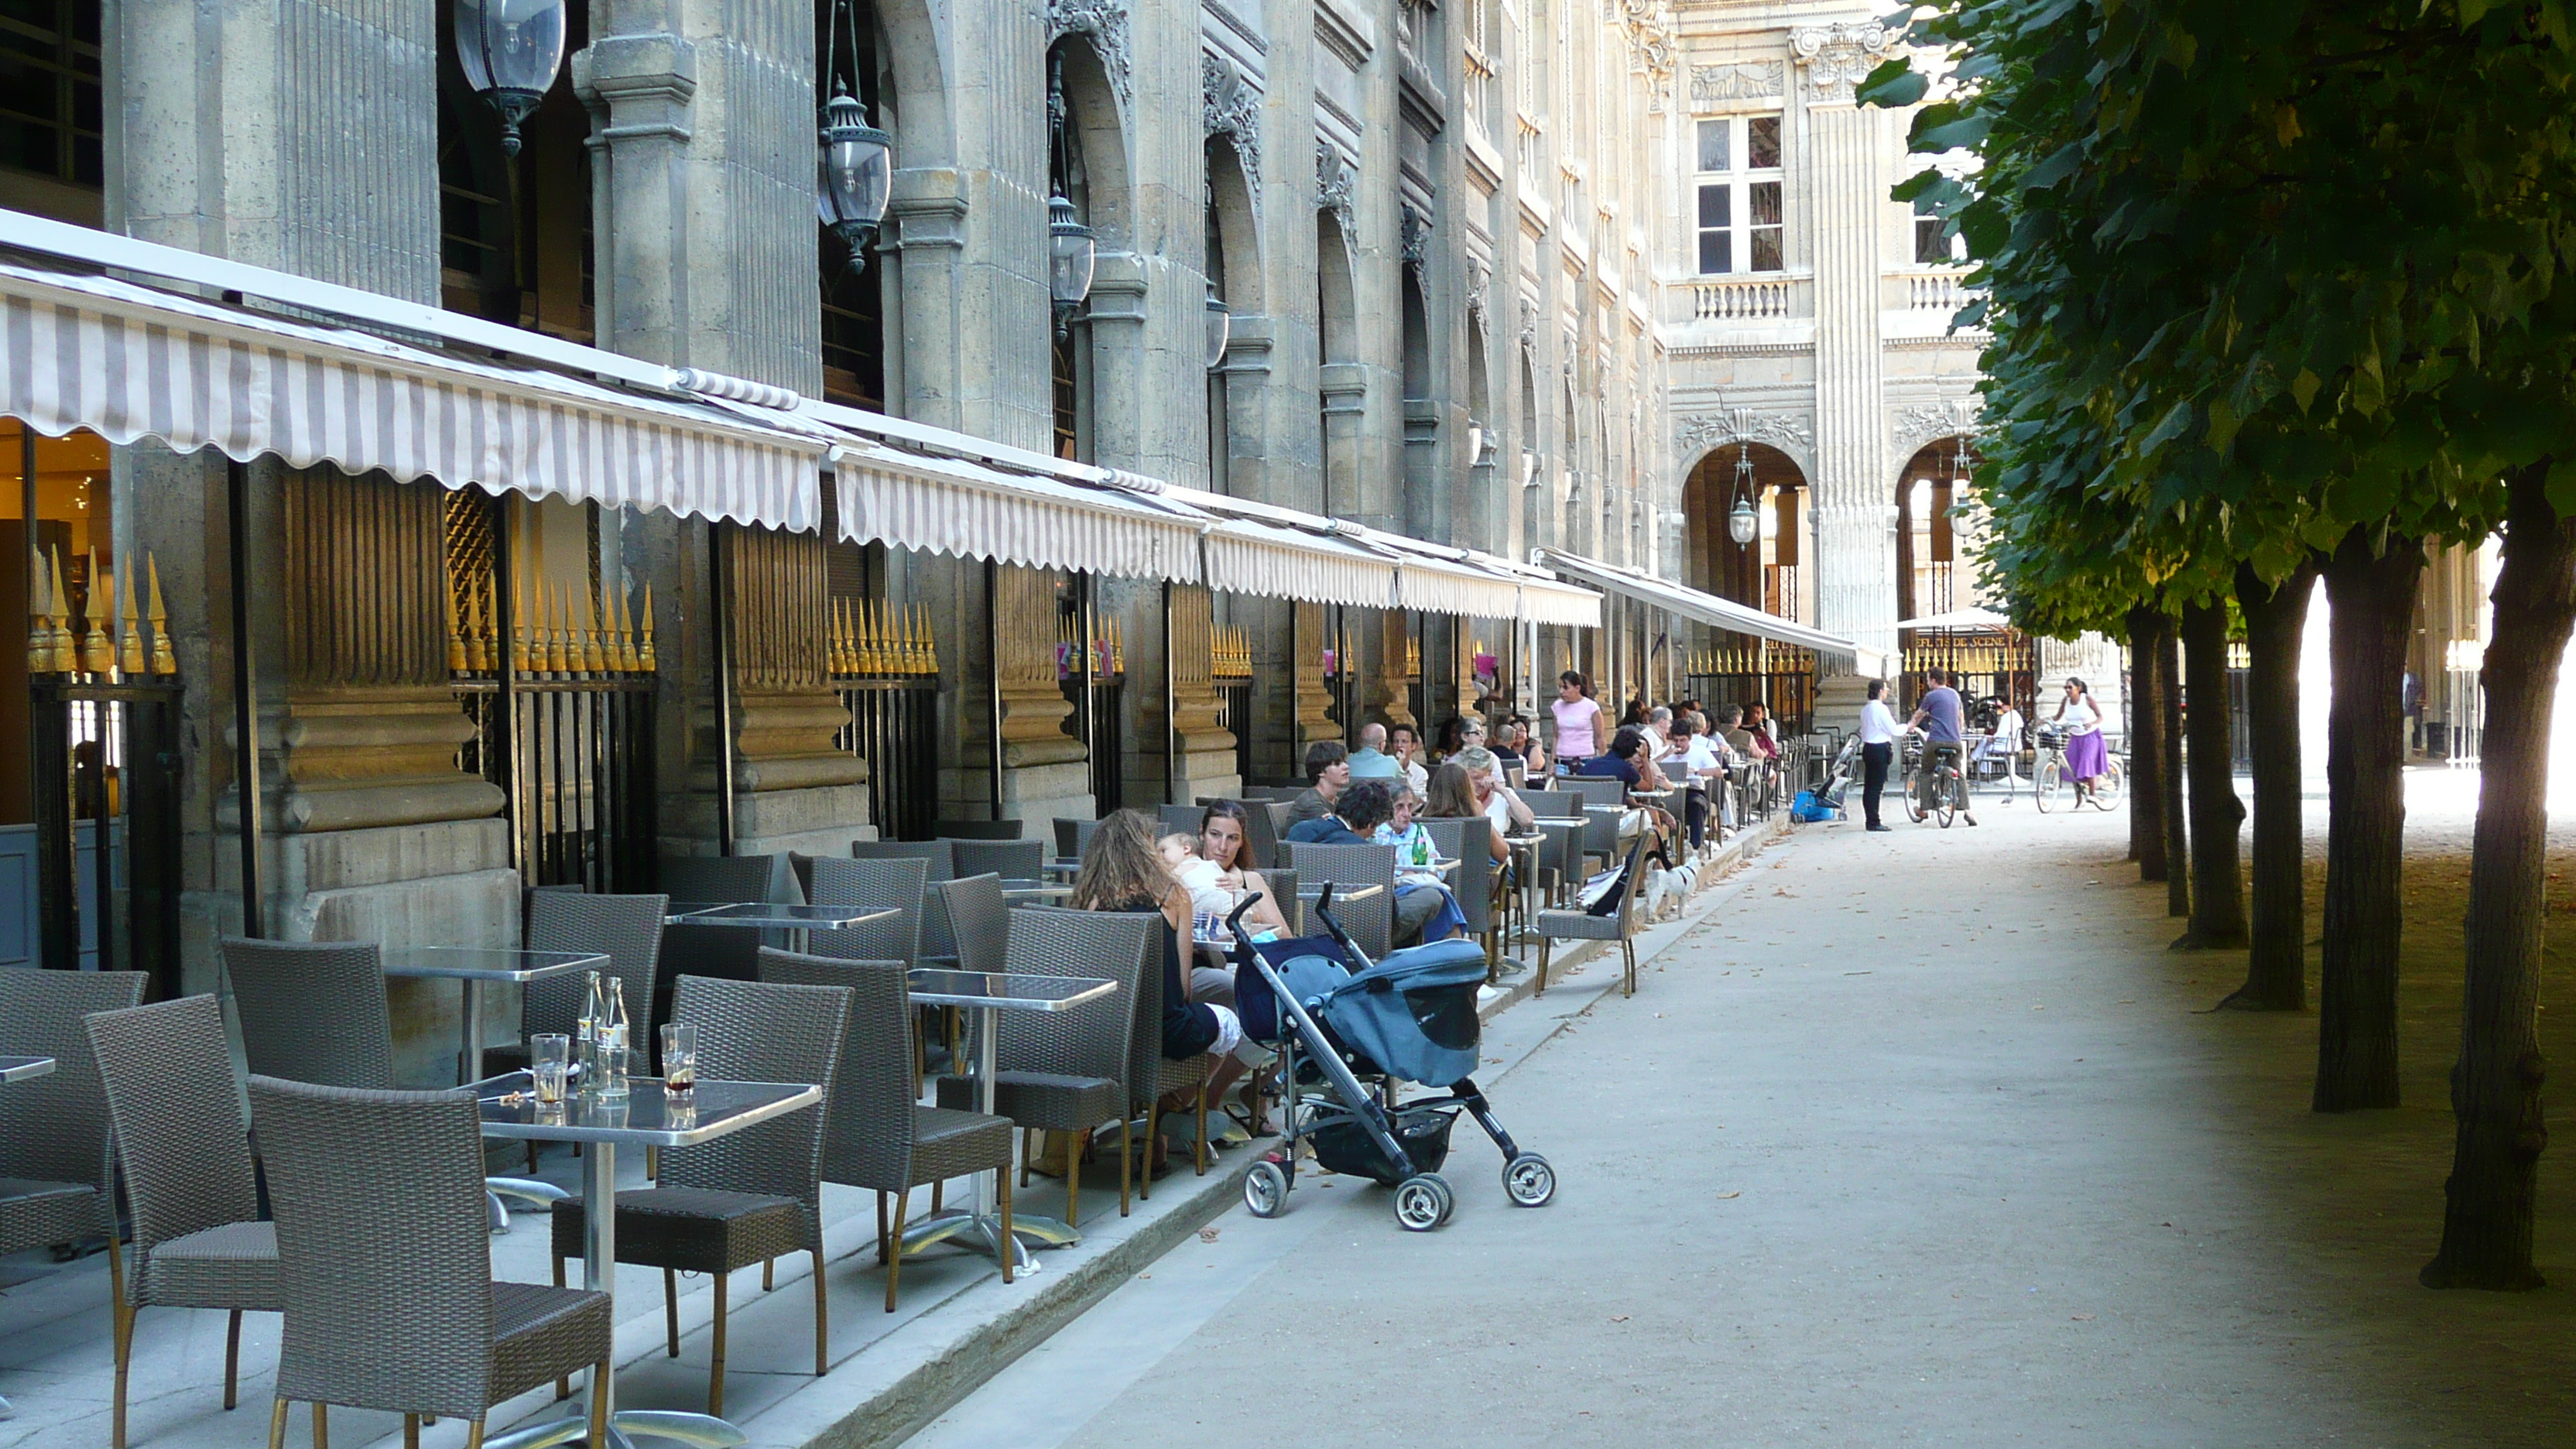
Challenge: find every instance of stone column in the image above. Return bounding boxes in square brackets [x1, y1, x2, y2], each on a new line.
[1794, 22, 1901, 661]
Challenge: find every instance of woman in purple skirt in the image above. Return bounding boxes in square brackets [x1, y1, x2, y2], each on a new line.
[2054, 677, 2108, 789]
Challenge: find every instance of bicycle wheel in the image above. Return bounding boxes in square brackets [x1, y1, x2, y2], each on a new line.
[1935, 767, 1959, 828]
[2034, 759, 2060, 813]
[2091, 756, 2126, 810]
[1905, 772, 1929, 823]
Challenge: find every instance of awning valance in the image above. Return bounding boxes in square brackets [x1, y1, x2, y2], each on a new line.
[831, 444, 1207, 582]
[1536, 548, 1862, 670]
[0, 243, 827, 530]
[1200, 517, 1397, 606]
[1357, 529, 1601, 627]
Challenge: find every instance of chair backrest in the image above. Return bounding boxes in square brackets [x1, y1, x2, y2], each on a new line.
[754, 950, 913, 1191]
[248, 1076, 496, 1419]
[933, 818, 1024, 841]
[221, 938, 394, 1089]
[1275, 841, 1396, 958]
[87, 996, 262, 1260]
[1249, 800, 1293, 869]
[1564, 776, 1629, 809]
[803, 855, 927, 964]
[1611, 828, 1660, 939]
[1156, 804, 1202, 839]
[659, 854, 801, 906]
[1259, 868, 1302, 935]
[853, 838, 955, 881]
[524, 892, 667, 1040]
[660, 975, 850, 1240]
[987, 907, 1150, 1087]
[949, 838, 1043, 883]
[1521, 791, 1584, 818]
[1419, 819, 1493, 935]
[1053, 817, 1099, 861]
[0, 970, 142, 1196]
[934, 873, 1012, 973]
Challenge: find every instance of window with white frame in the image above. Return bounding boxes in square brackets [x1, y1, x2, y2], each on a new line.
[1692, 113, 1783, 276]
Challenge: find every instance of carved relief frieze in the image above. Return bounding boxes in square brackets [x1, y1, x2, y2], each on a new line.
[1203, 50, 1263, 203]
[1675, 407, 1817, 468]
[1314, 139, 1356, 242]
[1689, 60, 1785, 108]
[1047, 0, 1133, 106]
[1891, 398, 1985, 454]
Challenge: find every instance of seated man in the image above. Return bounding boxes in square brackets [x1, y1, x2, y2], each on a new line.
[1283, 779, 1456, 946]
[1288, 739, 1351, 825]
[1668, 714, 1725, 848]
[1345, 721, 1403, 780]
[1576, 727, 1678, 868]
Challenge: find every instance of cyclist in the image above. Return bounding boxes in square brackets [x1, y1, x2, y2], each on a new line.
[2053, 677, 2109, 795]
[1905, 666, 1978, 827]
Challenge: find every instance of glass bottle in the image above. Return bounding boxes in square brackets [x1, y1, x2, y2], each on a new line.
[574, 970, 605, 1094]
[596, 976, 632, 1101]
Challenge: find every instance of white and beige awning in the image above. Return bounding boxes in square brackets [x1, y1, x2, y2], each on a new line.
[1537, 547, 1861, 670]
[831, 441, 1209, 583]
[0, 224, 831, 530]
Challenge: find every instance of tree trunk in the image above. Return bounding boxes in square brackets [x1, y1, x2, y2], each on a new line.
[2314, 528, 2422, 1113]
[2127, 606, 2170, 880]
[2221, 559, 2319, 1009]
[2176, 600, 2250, 949]
[2424, 464, 2572, 1290]
[2160, 621, 2190, 918]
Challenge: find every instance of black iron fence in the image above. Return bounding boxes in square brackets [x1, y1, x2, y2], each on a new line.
[1220, 679, 1254, 787]
[838, 678, 939, 841]
[457, 678, 659, 892]
[26, 678, 183, 992]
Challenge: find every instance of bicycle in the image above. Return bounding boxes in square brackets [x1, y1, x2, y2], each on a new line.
[1903, 737, 1970, 828]
[2033, 726, 2126, 814]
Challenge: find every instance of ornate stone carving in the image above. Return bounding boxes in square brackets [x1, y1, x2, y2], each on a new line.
[1399, 203, 1431, 275]
[1314, 139, 1355, 242]
[1465, 258, 1492, 332]
[1790, 22, 1896, 104]
[1047, 0, 1132, 107]
[1608, 0, 1680, 111]
[1202, 51, 1262, 203]
[1689, 60, 1785, 108]
[1891, 399, 1985, 454]
[1675, 407, 1817, 467]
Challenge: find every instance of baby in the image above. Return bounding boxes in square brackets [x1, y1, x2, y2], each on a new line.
[1157, 832, 1233, 919]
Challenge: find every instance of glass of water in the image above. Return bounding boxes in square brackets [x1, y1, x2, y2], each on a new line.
[530, 1033, 571, 1105]
[660, 1022, 697, 1095]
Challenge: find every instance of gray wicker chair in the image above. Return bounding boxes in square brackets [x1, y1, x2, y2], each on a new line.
[932, 818, 1023, 841]
[660, 853, 800, 908]
[550, 975, 848, 1416]
[803, 856, 929, 964]
[1274, 842, 1397, 958]
[1420, 818, 1499, 974]
[1249, 801, 1293, 869]
[1052, 817, 1099, 861]
[1156, 804, 1203, 839]
[948, 838, 1043, 884]
[933, 874, 1011, 973]
[0, 970, 146, 1269]
[498, 892, 669, 1079]
[86, 995, 280, 1448]
[1533, 830, 1658, 997]
[248, 1076, 611, 1449]
[858, 842, 956, 962]
[756, 949, 1015, 1309]
[1259, 868, 1303, 935]
[1122, 909, 1217, 1183]
[1520, 793, 1589, 905]
[932, 909, 1151, 1224]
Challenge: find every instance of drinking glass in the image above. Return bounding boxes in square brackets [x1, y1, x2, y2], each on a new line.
[660, 1021, 698, 1095]
[529, 1033, 571, 1105]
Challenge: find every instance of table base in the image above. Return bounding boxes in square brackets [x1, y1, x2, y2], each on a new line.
[900, 1208, 1081, 1273]
[486, 1407, 746, 1449]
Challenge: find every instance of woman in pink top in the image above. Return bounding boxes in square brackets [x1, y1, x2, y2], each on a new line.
[1550, 670, 1611, 773]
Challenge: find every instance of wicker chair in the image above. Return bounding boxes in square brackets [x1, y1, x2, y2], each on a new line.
[248, 1076, 612, 1449]
[756, 949, 1015, 1309]
[1259, 868, 1303, 936]
[1052, 817, 1100, 861]
[932, 818, 1023, 841]
[86, 996, 280, 1448]
[1420, 818, 1499, 974]
[932, 909, 1152, 1224]
[493, 892, 669, 1079]
[1248, 800, 1294, 870]
[858, 842, 957, 963]
[949, 838, 1044, 884]
[933, 874, 1012, 972]
[550, 975, 848, 1416]
[1274, 841, 1397, 958]
[221, 937, 567, 1225]
[660, 854, 800, 909]
[1520, 793, 1589, 905]
[0, 971, 146, 1270]
[803, 856, 929, 965]
[1124, 909, 1217, 1183]
[1532, 831, 1658, 998]
[1156, 804, 1203, 839]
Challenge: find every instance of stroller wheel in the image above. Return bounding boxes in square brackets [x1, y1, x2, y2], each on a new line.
[1392, 1174, 1451, 1232]
[1503, 1153, 1557, 1207]
[1244, 1160, 1290, 1219]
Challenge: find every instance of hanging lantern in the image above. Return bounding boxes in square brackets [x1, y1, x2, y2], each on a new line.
[1728, 442, 1758, 546]
[817, 89, 893, 262]
[1050, 192, 1095, 328]
[453, 0, 567, 157]
[1204, 279, 1231, 371]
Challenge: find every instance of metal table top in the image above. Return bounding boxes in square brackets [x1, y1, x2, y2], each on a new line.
[906, 968, 1117, 1012]
[1297, 882, 1384, 903]
[0, 1056, 56, 1084]
[381, 946, 606, 983]
[666, 903, 900, 929]
[473, 1073, 819, 1146]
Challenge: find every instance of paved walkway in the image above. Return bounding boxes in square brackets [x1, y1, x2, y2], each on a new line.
[906, 776, 2575, 1449]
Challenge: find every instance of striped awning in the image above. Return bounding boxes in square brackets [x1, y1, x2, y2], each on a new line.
[1537, 547, 1861, 670]
[0, 257, 826, 529]
[1199, 517, 1399, 607]
[831, 444, 1208, 582]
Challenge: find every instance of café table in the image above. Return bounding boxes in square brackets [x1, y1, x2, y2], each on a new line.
[899, 968, 1117, 1273]
[476, 1074, 819, 1449]
[666, 901, 899, 956]
[0, 1057, 56, 1417]
[381, 946, 606, 1089]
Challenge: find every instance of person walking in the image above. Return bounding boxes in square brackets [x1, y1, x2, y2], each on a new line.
[1858, 679, 1898, 832]
[1549, 670, 1611, 776]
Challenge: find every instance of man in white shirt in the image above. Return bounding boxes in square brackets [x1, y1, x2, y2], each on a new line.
[1669, 715, 1725, 848]
[1982, 698, 2025, 790]
[1389, 721, 1430, 796]
[1857, 678, 1899, 832]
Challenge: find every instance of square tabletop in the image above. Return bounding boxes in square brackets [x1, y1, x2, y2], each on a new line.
[473, 1072, 820, 1146]
[1297, 882, 1384, 903]
[999, 881, 1074, 898]
[381, 946, 606, 983]
[0, 1056, 57, 1084]
[666, 903, 899, 929]
[906, 968, 1118, 1012]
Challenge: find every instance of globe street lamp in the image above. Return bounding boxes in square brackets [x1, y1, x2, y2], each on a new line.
[1728, 442, 1759, 547]
[817, 89, 893, 265]
[453, 0, 567, 157]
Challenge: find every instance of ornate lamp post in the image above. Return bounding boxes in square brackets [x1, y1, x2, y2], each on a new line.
[1047, 51, 1095, 337]
[453, 0, 567, 157]
[817, 0, 892, 267]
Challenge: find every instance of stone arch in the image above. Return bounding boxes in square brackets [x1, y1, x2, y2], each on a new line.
[1204, 134, 1262, 314]
[1682, 439, 1810, 620]
[1893, 433, 1982, 622]
[1316, 209, 1357, 365]
[1400, 271, 1431, 402]
[867, 0, 951, 170]
[1052, 36, 1132, 249]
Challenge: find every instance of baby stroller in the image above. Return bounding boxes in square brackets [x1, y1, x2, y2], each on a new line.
[1223, 888, 1557, 1231]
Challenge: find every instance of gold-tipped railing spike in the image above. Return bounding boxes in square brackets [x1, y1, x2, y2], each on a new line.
[1109, 615, 1125, 676]
[147, 554, 177, 676]
[46, 547, 77, 673]
[617, 589, 641, 673]
[118, 563, 146, 676]
[550, 585, 573, 673]
[582, 587, 608, 673]
[920, 604, 938, 676]
[826, 599, 844, 675]
[855, 599, 878, 675]
[637, 584, 657, 671]
[509, 570, 533, 673]
[904, 603, 926, 674]
[446, 577, 468, 675]
[25, 546, 50, 673]
[78, 550, 113, 675]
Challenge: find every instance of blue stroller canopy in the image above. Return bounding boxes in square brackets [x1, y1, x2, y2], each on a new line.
[1314, 939, 1488, 1088]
